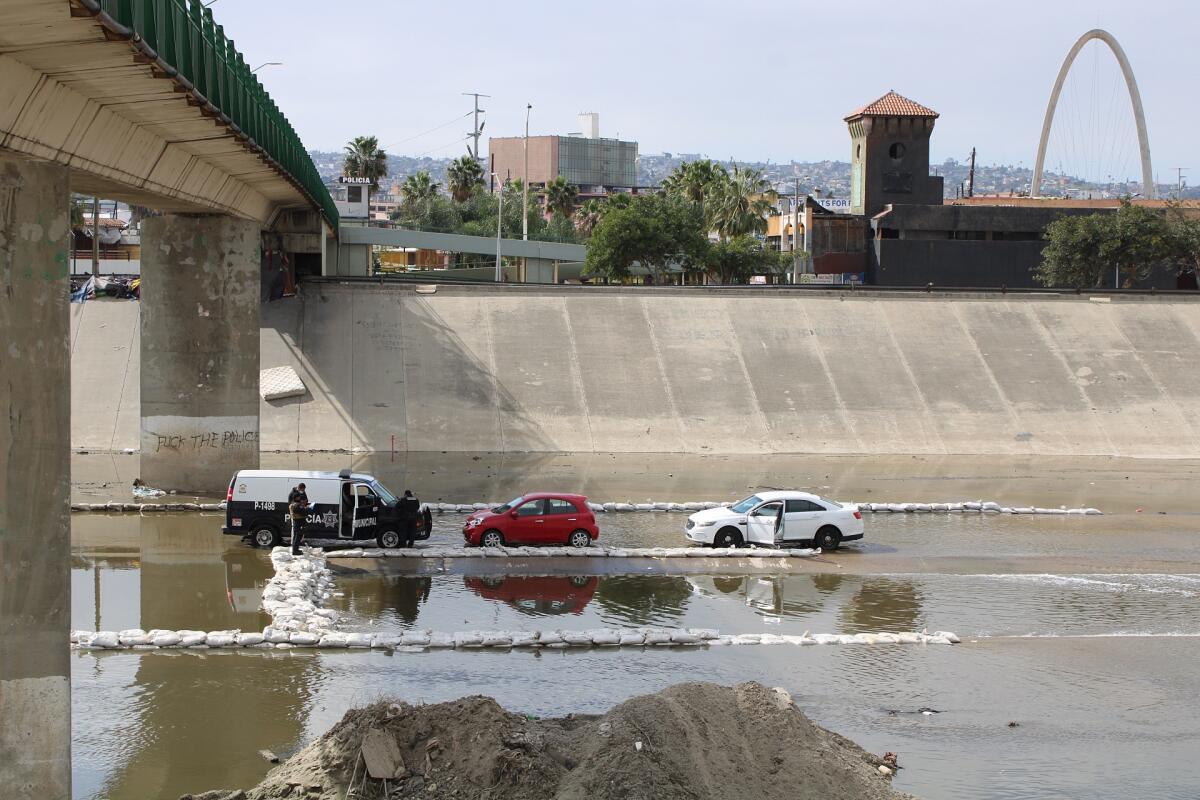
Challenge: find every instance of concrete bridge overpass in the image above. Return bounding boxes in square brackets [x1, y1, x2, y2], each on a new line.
[1, 1, 338, 793]
[337, 223, 587, 281]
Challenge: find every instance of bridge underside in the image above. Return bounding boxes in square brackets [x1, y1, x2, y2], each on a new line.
[1, 0, 315, 222]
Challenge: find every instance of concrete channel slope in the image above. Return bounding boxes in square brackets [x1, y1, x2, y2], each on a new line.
[72, 284, 1200, 457]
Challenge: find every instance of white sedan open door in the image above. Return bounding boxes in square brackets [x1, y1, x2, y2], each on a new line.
[744, 501, 784, 546]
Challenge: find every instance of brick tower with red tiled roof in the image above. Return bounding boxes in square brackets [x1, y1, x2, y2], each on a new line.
[846, 91, 944, 217]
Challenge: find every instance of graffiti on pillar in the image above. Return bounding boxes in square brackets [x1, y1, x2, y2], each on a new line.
[154, 429, 259, 453]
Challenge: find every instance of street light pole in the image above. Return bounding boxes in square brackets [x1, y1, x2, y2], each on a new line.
[492, 172, 505, 282]
[251, 61, 283, 73]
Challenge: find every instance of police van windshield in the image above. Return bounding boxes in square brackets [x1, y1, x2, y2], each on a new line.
[369, 480, 398, 505]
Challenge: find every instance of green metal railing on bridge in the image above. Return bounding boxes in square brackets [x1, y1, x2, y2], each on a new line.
[82, 0, 337, 228]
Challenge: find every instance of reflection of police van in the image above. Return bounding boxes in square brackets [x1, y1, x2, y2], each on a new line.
[222, 469, 431, 549]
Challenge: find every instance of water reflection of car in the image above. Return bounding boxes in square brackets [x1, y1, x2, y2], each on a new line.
[687, 574, 844, 617]
[462, 494, 599, 548]
[464, 575, 597, 616]
[684, 491, 863, 550]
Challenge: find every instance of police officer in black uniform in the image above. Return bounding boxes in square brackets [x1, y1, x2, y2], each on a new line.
[287, 483, 309, 555]
[399, 489, 421, 548]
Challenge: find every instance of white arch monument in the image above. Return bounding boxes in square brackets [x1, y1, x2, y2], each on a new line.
[1031, 29, 1154, 198]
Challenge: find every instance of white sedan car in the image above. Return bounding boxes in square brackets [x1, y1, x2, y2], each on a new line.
[684, 491, 863, 550]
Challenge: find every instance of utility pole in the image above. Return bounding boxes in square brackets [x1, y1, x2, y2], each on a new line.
[523, 103, 532, 241]
[492, 172, 504, 282]
[1172, 167, 1188, 198]
[791, 176, 801, 284]
[91, 195, 100, 277]
[463, 92, 490, 162]
[967, 147, 976, 198]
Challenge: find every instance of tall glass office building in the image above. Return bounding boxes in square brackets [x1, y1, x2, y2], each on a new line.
[556, 136, 638, 188]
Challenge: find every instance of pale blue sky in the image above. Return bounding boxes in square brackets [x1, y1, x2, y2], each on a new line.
[213, 0, 1194, 180]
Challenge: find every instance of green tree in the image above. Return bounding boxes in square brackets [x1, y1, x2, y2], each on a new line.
[543, 176, 578, 219]
[342, 135, 388, 188]
[584, 194, 708, 283]
[1036, 200, 1176, 288]
[709, 165, 776, 240]
[574, 199, 606, 237]
[704, 236, 788, 284]
[446, 155, 485, 203]
[544, 212, 579, 244]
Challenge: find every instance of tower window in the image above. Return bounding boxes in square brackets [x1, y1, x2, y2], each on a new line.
[888, 142, 906, 160]
[856, 144, 862, 160]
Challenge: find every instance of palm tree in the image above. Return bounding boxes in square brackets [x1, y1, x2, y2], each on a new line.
[709, 165, 776, 240]
[574, 199, 606, 236]
[399, 171, 440, 219]
[342, 135, 388, 188]
[447, 155, 484, 203]
[543, 176, 578, 219]
[661, 159, 726, 209]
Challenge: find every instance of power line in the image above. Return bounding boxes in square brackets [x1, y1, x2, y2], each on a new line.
[380, 112, 473, 151]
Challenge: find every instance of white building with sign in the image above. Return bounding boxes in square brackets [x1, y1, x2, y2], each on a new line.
[329, 176, 372, 219]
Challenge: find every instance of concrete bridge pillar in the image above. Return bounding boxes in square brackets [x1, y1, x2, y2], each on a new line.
[0, 152, 72, 798]
[140, 214, 261, 492]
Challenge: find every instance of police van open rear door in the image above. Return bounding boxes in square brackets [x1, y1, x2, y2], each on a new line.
[351, 483, 379, 541]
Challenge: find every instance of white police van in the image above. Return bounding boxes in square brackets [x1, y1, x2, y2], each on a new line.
[222, 469, 430, 549]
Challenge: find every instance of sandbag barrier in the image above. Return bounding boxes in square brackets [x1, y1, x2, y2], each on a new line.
[71, 627, 960, 652]
[327, 545, 820, 559]
[70, 545, 961, 652]
[67, 499, 1102, 515]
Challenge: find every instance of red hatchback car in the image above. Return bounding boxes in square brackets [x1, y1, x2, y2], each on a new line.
[463, 493, 599, 548]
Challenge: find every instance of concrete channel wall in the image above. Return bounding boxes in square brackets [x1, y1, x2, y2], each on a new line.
[72, 285, 1200, 457]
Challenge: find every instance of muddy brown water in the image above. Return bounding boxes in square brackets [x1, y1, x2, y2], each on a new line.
[69, 455, 1200, 799]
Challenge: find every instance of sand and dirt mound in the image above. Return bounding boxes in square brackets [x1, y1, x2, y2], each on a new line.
[182, 682, 913, 800]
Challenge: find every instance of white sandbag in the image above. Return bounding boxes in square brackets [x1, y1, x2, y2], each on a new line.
[618, 632, 646, 646]
[237, 633, 265, 646]
[118, 629, 150, 646]
[981, 501, 1001, 511]
[811, 633, 840, 644]
[206, 633, 237, 647]
[372, 635, 403, 649]
[1013, 507, 1034, 515]
[346, 633, 373, 648]
[289, 632, 320, 646]
[589, 630, 622, 646]
[702, 502, 721, 510]
[873, 632, 900, 644]
[179, 631, 207, 647]
[537, 631, 564, 646]
[511, 631, 539, 647]
[635, 503, 654, 512]
[652, 502, 671, 511]
[603, 502, 617, 512]
[896, 631, 922, 644]
[853, 633, 879, 644]
[152, 632, 182, 647]
[472, 503, 490, 510]
[730, 634, 762, 645]
[667, 631, 700, 644]
[758, 634, 787, 645]
[400, 631, 431, 646]
[643, 631, 674, 645]
[427, 632, 455, 648]
[318, 632, 350, 648]
[963, 501, 982, 511]
[688, 628, 720, 641]
[562, 631, 592, 646]
[931, 630, 961, 643]
[90, 632, 120, 649]
[614, 503, 635, 512]
[455, 504, 474, 513]
[453, 631, 484, 647]
[481, 632, 513, 648]
[588, 502, 605, 512]
[1084, 508, 1102, 515]
[682, 502, 705, 511]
